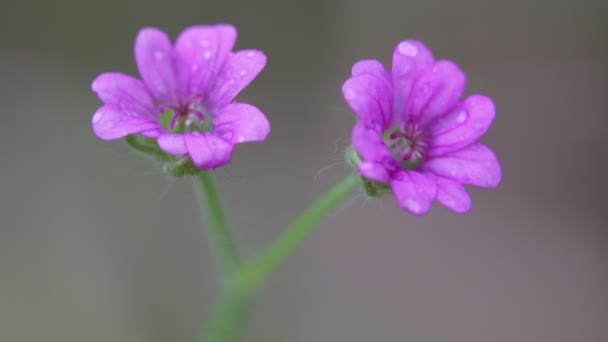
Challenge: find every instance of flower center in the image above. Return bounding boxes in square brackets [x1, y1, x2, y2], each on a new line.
[159, 95, 213, 133]
[383, 121, 428, 170]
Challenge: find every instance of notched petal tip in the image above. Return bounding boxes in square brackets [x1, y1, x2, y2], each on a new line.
[391, 171, 437, 215]
[214, 103, 270, 144]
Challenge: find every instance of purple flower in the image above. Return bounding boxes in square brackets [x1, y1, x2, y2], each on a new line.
[343, 40, 502, 215]
[91, 24, 270, 169]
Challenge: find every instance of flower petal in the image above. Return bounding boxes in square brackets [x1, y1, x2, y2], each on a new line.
[390, 170, 437, 215]
[175, 24, 237, 97]
[420, 143, 502, 188]
[352, 121, 391, 162]
[391, 40, 434, 121]
[157, 133, 187, 155]
[184, 132, 234, 169]
[359, 161, 390, 183]
[92, 105, 162, 140]
[425, 173, 471, 213]
[342, 73, 393, 127]
[206, 49, 267, 109]
[135, 27, 185, 104]
[91, 72, 157, 118]
[428, 95, 496, 156]
[213, 103, 270, 144]
[407, 61, 465, 124]
[352, 59, 390, 81]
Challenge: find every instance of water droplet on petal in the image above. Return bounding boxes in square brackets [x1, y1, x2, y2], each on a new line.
[450, 169, 457, 176]
[405, 198, 422, 213]
[240, 70, 248, 76]
[92, 112, 103, 123]
[398, 41, 418, 56]
[344, 87, 356, 99]
[237, 136, 245, 143]
[203, 51, 212, 60]
[247, 51, 255, 58]
[456, 111, 468, 124]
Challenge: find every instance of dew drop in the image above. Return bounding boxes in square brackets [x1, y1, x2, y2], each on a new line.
[247, 51, 255, 58]
[240, 70, 248, 76]
[344, 87, 356, 99]
[92, 111, 103, 123]
[203, 51, 212, 60]
[398, 41, 418, 56]
[237, 135, 245, 143]
[456, 111, 468, 124]
[450, 169, 457, 176]
[405, 198, 422, 213]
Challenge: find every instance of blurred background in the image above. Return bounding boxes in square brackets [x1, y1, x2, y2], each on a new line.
[1, 0, 607, 341]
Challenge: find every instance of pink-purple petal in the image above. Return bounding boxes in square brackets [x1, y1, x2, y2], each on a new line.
[420, 143, 502, 188]
[213, 103, 270, 144]
[184, 132, 234, 169]
[175, 24, 237, 96]
[135, 27, 184, 104]
[390, 171, 437, 215]
[426, 173, 472, 213]
[352, 59, 390, 82]
[92, 105, 162, 140]
[391, 40, 434, 121]
[157, 133, 187, 155]
[352, 121, 391, 162]
[206, 49, 267, 109]
[428, 95, 496, 156]
[91, 72, 157, 118]
[342, 73, 393, 127]
[407, 60, 465, 124]
[359, 161, 390, 183]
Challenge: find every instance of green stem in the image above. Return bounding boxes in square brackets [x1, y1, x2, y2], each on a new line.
[197, 170, 241, 279]
[240, 174, 360, 291]
[203, 287, 252, 342]
[202, 173, 360, 342]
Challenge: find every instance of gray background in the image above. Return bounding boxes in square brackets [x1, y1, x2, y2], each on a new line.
[1, 0, 607, 341]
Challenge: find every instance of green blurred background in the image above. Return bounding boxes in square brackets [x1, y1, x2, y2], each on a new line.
[1, 0, 607, 341]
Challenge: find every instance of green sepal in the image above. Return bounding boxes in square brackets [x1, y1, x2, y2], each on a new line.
[125, 135, 171, 162]
[163, 157, 201, 177]
[344, 144, 392, 198]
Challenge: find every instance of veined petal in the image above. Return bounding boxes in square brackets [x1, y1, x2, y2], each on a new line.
[92, 105, 162, 140]
[390, 170, 437, 215]
[91, 72, 156, 118]
[213, 103, 270, 144]
[175, 24, 237, 96]
[342, 73, 392, 127]
[428, 95, 496, 156]
[135, 27, 185, 104]
[157, 133, 187, 155]
[391, 40, 434, 122]
[184, 132, 234, 169]
[352, 121, 391, 162]
[425, 173, 471, 213]
[420, 143, 502, 188]
[359, 161, 390, 183]
[206, 49, 267, 109]
[407, 60, 465, 124]
[352, 59, 391, 81]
